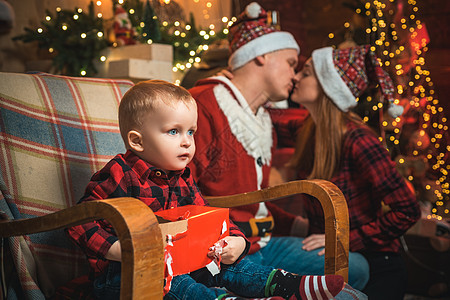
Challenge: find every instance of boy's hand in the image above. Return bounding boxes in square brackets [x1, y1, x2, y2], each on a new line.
[208, 236, 246, 265]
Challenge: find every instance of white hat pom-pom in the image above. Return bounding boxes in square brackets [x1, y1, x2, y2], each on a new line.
[388, 103, 404, 118]
[246, 2, 262, 18]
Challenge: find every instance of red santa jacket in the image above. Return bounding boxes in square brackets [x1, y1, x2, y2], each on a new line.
[188, 76, 300, 254]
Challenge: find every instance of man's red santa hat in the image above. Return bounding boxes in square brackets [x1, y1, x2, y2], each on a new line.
[227, 2, 300, 70]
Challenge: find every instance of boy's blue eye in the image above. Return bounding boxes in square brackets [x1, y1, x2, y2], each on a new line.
[168, 129, 178, 135]
[187, 130, 194, 136]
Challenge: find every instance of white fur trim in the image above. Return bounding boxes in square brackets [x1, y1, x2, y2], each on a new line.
[255, 159, 263, 190]
[255, 203, 270, 248]
[256, 234, 270, 249]
[255, 202, 269, 218]
[245, 2, 261, 18]
[312, 47, 356, 112]
[211, 76, 273, 166]
[229, 31, 300, 70]
[388, 103, 404, 118]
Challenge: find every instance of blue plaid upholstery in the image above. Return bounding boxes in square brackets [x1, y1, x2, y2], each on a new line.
[0, 72, 133, 298]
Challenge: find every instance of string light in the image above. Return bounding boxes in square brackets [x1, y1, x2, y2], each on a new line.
[331, 0, 450, 219]
[96, 1, 449, 212]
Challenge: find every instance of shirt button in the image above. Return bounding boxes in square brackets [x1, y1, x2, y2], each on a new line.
[257, 157, 263, 167]
[155, 171, 162, 176]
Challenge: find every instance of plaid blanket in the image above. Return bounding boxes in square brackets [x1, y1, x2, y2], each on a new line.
[0, 72, 133, 299]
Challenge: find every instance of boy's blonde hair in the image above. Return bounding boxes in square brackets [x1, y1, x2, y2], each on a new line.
[118, 80, 195, 145]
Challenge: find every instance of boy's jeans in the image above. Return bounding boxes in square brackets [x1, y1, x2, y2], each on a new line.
[93, 259, 273, 300]
[93, 248, 369, 300]
[166, 258, 273, 300]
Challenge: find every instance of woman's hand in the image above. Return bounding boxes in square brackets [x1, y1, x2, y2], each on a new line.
[208, 236, 246, 264]
[302, 234, 325, 256]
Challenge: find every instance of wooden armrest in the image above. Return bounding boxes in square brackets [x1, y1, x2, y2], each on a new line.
[0, 197, 164, 300]
[206, 179, 349, 281]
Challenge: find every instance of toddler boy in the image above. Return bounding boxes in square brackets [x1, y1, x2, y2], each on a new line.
[66, 80, 344, 300]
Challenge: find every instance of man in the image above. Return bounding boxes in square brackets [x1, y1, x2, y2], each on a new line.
[188, 2, 369, 294]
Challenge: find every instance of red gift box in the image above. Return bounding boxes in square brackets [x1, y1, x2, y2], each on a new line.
[155, 205, 229, 276]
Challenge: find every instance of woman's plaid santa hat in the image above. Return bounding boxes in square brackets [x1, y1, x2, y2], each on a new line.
[312, 45, 404, 118]
[228, 2, 300, 70]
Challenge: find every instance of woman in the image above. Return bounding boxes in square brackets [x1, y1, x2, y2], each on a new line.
[288, 45, 421, 300]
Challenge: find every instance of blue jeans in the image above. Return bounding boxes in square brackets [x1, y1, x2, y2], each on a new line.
[93, 247, 368, 300]
[93, 261, 121, 300]
[93, 259, 273, 300]
[244, 236, 370, 290]
[165, 258, 273, 299]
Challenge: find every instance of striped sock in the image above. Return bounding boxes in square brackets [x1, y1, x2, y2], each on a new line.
[295, 275, 344, 300]
[265, 269, 344, 300]
[217, 295, 284, 300]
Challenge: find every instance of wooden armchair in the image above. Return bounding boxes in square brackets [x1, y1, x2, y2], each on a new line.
[207, 180, 349, 280]
[0, 72, 348, 299]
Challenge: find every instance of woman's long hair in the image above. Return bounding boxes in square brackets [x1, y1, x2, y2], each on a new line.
[288, 93, 363, 180]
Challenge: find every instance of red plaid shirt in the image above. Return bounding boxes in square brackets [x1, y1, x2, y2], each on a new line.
[67, 150, 248, 277]
[302, 122, 420, 253]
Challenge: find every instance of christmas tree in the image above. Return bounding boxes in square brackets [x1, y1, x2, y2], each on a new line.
[330, 0, 449, 220]
[112, 0, 144, 31]
[13, 1, 108, 77]
[159, 13, 227, 68]
[141, 0, 161, 42]
[111, 0, 228, 75]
